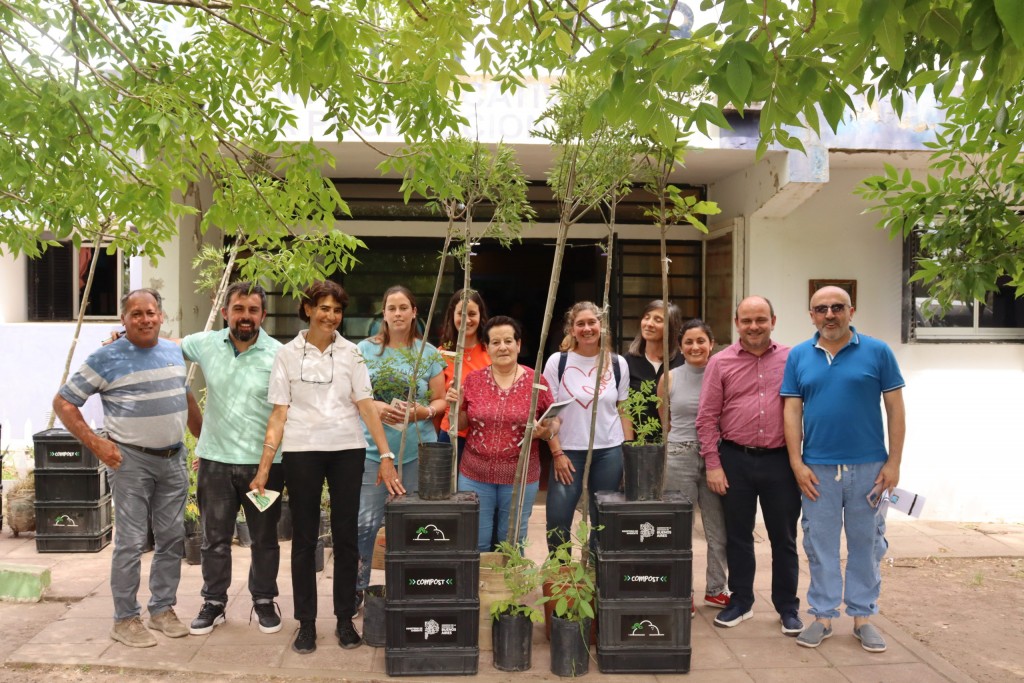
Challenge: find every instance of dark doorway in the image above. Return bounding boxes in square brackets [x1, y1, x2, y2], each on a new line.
[459, 239, 606, 364]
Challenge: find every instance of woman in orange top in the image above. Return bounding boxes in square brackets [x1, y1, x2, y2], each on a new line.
[437, 289, 491, 459]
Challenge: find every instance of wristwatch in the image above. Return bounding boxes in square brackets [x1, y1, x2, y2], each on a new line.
[380, 452, 396, 460]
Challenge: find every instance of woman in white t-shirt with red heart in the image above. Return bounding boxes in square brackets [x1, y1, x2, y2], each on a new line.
[542, 301, 631, 552]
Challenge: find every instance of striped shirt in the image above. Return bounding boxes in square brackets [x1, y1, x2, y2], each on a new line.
[58, 337, 189, 449]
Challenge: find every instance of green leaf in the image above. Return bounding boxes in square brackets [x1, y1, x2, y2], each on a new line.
[995, 0, 1024, 48]
[876, 5, 906, 71]
[926, 8, 961, 46]
[859, 0, 889, 39]
[726, 57, 752, 103]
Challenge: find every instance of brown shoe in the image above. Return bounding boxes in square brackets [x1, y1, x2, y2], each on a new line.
[148, 608, 189, 638]
[111, 616, 158, 648]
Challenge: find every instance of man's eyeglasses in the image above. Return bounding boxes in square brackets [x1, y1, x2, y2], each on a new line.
[811, 303, 848, 315]
[300, 341, 334, 384]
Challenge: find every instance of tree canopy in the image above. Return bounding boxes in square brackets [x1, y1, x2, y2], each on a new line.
[1, 0, 1021, 304]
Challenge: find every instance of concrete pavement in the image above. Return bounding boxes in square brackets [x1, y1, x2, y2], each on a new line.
[1, 508, 1021, 682]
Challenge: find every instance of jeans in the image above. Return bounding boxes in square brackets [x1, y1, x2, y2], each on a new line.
[545, 445, 623, 553]
[197, 459, 284, 605]
[458, 474, 539, 551]
[282, 450, 364, 623]
[665, 441, 728, 595]
[802, 461, 888, 619]
[719, 441, 801, 615]
[107, 445, 188, 621]
[356, 458, 419, 591]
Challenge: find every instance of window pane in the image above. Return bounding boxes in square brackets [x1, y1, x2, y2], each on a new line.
[979, 279, 1024, 328]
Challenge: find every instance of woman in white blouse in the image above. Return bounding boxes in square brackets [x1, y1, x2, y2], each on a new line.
[251, 281, 395, 656]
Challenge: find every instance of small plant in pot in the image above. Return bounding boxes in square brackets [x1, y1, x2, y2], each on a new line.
[621, 379, 665, 501]
[537, 522, 598, 677]
[489, 540, 542, 672]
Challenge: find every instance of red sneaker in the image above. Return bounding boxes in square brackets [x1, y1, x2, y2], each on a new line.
[704, 592, 731, 609]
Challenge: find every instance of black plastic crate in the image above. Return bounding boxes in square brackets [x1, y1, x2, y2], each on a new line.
[35, 525, 113, 553]
[33, 428, 102, 470]
[597, 645, 691, 673]
[385, 492, 478, 553]
[595, 490, 692, 553]
[596, 552, 692, 601]
[385, 647, 478, 677]
[34, 469, 108, 502]
[597, 597, 692, 648]
[385, 600, 479, 649]
[35, 495, 112, 536]
[385, 553, 480, 602]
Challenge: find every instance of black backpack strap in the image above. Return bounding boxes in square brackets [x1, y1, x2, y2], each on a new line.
[611, 354, 621, 391]
[560, 351, 621, 391]
[557, 351, 568, 383]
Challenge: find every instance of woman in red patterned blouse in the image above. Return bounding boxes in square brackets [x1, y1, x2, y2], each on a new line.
[447, 316, 562, 551]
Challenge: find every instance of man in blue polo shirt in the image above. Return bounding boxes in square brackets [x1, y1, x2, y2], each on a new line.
[781, 286, 905, 653]
[54, 288, 199, 648]
[180, 282, 285, 636]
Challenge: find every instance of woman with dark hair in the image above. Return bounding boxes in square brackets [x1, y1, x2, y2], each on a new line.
[354, 285, 446, 601]
[436, 289, 491, 455]
[543, 301, 631, 551]
[447, 316, 561, 550]
[625, 299, 684, 427]
[253, 280, 393, 654]
[657, 318, 729, 617]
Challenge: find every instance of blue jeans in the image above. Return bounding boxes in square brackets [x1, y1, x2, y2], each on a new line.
[197, 459, 284, 605]
[665, 441, 728, 595]
[545, 445, 623, 552]
[107, 445, 188, 621]
[458, 474, 539, 551]
[356, 458, 419, 591]
[802, 461, 888, 619]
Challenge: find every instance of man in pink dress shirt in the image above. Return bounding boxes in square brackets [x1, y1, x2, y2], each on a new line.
[696, 296, 803, 636]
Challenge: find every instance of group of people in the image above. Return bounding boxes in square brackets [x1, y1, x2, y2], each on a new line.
[52, 281, 904, 657]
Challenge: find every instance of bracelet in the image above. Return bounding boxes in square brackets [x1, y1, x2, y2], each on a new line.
[427, 405, 436, 420]
[380, 452, 396, 460]
[551, 450, 566, 459]
[262, 442, 277, 450]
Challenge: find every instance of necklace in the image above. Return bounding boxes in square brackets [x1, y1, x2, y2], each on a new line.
[491, 364, 519, 387]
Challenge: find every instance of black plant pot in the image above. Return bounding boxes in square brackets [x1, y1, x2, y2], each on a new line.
[314, 537, 325, 572]
[550, 615, 591, 678]
[492, 611, 532, 672]
[184, 534, 203, 566]
[277, 505, 293, 541]
[622, 443, 665, 501]
[235, 520, 252, 548]
[184, 517, 201, 538]
[319, 510, 332, 548]
[418, 442, 454, 500]
[362, 585, 386, 647]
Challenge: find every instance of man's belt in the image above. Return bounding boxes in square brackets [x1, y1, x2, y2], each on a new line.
[114, 440, 183, 458]
[721, 439, 787, 455]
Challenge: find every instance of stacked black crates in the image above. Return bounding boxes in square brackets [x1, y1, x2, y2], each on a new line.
[383, 491, 480, 677]
[32, 429, 112, 552]
[595, 490, 693, 673]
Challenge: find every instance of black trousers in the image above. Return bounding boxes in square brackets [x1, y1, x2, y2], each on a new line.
[283, 449, 365, 624]
[719, 441, 801, 615]
[197, 459, 285, 605]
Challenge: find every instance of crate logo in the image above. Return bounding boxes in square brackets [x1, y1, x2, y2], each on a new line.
[629, 619, 666, 637]
[408, 578, 454, 586]
[406, 618, 457, 640]
[413, 524, 449, 542]
[621, 522, 672, 541]
[49, 450, 79, 459]
[622, 574, 669, 583]
[54, 514, 78, 527]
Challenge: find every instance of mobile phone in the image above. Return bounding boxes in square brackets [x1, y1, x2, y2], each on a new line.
[866, 483, 887, 508]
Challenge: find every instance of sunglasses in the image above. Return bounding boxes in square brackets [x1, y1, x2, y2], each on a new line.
[811, 303, 848, 315]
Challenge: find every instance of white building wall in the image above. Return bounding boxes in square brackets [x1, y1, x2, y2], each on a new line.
[713, 163, 1024, 522]
[0, 252, 27, 323]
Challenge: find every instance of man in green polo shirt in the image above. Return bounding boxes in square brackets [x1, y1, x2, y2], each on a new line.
[181, 282, 285, 636]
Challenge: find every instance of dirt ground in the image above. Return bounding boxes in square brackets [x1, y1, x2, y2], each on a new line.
[881, 556, 1024, 682]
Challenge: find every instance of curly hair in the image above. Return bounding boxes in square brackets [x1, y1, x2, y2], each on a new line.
[558, 301, 603, 352]
[298, 280, 348, 322]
